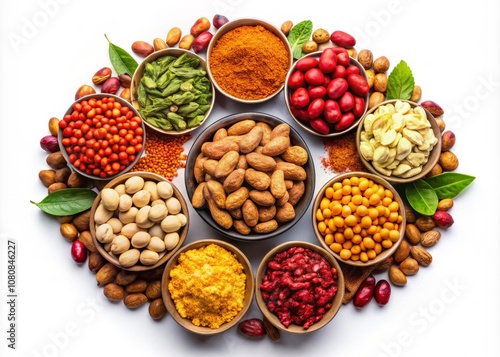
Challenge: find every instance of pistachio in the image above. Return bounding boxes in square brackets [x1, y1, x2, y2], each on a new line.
[132, 190, 151, 208]
[95, 223, 114, 244]
[110, 235, 130, 255]
[146, 236, 166, 253]
[148, 204, 168, 222]
[157, 181, 173, 199]
[136, 205, 154, 229]
[100, 188, 120, 211]
[94, 203, 113, 225]
[160, 215, 182, 233]
[165, 197, 181, 215]
[164, 232, 180, 250]
[131, 231, 151, 249]
[121, 222, 141, 238]
[119, 248, 141, 268]
[140, 250, 160, 265]
[125, 176, 145, 194]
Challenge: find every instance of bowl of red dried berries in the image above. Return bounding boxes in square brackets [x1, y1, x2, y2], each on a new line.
[255, 241, 344, 333]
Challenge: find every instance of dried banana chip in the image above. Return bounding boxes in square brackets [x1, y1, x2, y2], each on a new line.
[392, 163, 412, 176]
[394, 100, 411, 114]
[406, 152, 427, 167]
[359, 141, 374, 160]
[402, 128, 424, 146]
[380, 129, 397, 146]
[401, 166, 422, 178]
[395, 137, 412, 161]
[373, 146, 390, 165]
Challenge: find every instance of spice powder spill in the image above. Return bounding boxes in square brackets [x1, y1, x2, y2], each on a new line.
[209, 25, 290, 100]
[321, 131, 367, 174]
[131, 128, 191, 180]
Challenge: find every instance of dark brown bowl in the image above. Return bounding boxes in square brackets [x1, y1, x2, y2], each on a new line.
[255, 241, 344, 333]
[89, 171, 189, 271]
[162, 239, 254, 335]
[184, 112, 315, 241]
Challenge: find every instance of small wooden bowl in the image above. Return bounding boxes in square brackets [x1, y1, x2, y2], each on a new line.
[162, 239, 254, 335]
[207, 18, 293, 103]
[89, 171, 189, 272]
[58, 93, 146, 181]
[255, 241, 345, 333]
[130, 48, 215, 136]
[356, 99, 442, 184]
[312, 172, 406, 267]
[284, 51, 369, 137]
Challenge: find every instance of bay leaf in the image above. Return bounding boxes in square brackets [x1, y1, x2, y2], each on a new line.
[425, 172, 476, 199]
[31, 188, 97, 216]
[105, 34, 138, 76]
[405, 179, 438, 216]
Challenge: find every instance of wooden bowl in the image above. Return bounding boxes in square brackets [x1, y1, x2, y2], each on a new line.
[255, 241, 344, 333]
[130, 48, 215, 135]
[184, 112, 316, 241]
[356, 99, 442, 184]
[207, 18, 293, 103]
[58, 93, 146, 181]
[89, 171, 189, 271]
[284, 51, 369, 137]
[312, 172, 406, 267]
[161, 239, 254, 335]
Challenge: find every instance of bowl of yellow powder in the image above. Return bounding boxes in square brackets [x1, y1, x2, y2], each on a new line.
[207, 18, 293, 103]
[162, 239, 254, 334]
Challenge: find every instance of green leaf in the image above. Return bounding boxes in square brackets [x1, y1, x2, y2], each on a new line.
[287, 20, 313, 60]
[425, 172, 476, 199]
[386, 60, 415, 100]
[105, 34, 138, 76]
[31, 188, 97, 216]
[405, 179, 438, 216]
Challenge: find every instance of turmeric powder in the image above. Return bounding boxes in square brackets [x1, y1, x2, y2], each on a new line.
[168, 243, 247, 328]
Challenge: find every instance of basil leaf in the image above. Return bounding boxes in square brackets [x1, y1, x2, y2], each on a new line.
[386, 60, 415, 100]
[105, 34, 138, 76]
[31, 188, 97, 216]
[287, 20, 313, 60]
[425, 172, 476, 199]
[405, 179, 438, 216]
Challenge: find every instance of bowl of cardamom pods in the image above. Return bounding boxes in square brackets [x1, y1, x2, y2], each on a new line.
[130, 48, 216, 136]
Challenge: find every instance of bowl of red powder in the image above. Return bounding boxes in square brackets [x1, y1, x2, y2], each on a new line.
[207, 18, 293, 103]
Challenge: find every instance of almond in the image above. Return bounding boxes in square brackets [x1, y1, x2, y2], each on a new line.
[96, 262, 119, 286]
[115, 270, 138, 286]
[88, 251, 105, 273]
[393, 240, 410, 264]
[420, 230, 441, 247]
[124, 293, 148, 309]
[103, 283, 125, 301]
[399, 258, 419, 276]
[410, 246, 433, 267]
[125, 279, 148, 293]
[389, 265, 407, 286]
[404, 224, 421, 245]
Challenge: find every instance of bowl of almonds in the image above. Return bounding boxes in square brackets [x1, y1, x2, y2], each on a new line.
[184, 112, 315, 241]
[356, 99, 442, 184]
[89, 171, 189, 271]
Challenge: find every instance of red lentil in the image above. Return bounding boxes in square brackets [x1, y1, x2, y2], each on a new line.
[131, 128, 190, 180]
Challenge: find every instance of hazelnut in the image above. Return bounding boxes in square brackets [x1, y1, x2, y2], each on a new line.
[415, 216, 436, 232]
[410, 85, 422, 102]
[426, 163, 443, 178]
[48, 182, 67, 194]
[439, 151, 459, 171]
[437, 198, 454, 211]
[434, 117, 446, 132]
[373, 73, 388, 93]
[373, 56, 390, 73]
[75, 84, 96, 100]
[357, 49, 373, 70]
[280, 20, 293, 36]
[39, 169, 56, 187]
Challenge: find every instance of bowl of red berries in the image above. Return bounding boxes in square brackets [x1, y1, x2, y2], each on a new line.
[58, 94, 146, 181]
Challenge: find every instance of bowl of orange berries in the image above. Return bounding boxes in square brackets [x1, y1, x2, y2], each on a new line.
[312, 172, 406, 267]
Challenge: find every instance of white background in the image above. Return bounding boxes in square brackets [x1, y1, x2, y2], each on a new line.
[1, 0, 499, 356]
